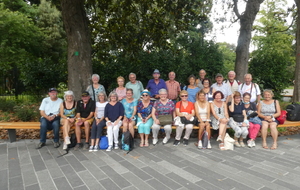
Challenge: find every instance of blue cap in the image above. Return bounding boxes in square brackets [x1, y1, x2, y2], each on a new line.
[140, 90, 151, 96]
[153, 69, 160, 74]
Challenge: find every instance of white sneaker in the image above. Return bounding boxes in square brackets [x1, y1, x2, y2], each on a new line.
[153, 138, 158, 145]
[106, 146, 112, 151]
[207, 140, 211, 149]
[252, 140, 256, 147]
[63, 143, 68, 150]
[89, 146, 94, 152]
[162, 137, 169, 144]
[247, 140, 252, 148]
[114, 145, 119, 150]
[198, 140, 203, 149]
[65, 137, 71, 145]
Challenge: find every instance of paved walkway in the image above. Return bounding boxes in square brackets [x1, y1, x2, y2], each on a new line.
[1, 135, 300, 190]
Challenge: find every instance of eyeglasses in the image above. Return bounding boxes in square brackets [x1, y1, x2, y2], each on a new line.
[142, 94, 149, 97]
[180, 95, 188, 97]
[218, 108, 221, 114]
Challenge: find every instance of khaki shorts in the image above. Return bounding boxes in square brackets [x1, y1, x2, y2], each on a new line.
[75, 117, 94, 126]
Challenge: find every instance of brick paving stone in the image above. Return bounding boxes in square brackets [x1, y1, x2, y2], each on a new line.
[44, 159, 64, 179]
[138, 157, 170, 175]
[142, 166, 182, 189]
[53, 176, 73, 190]
[146, 178, 172, 190]
[72, 149, 89, 161]
[31, 154, 47, 172]
[25, 183, 40, 190]
[64, 155, 86, 172]
[273, 179, 300, 189]
[133, 147, 163, 162]
[38, 147, 54, 161]
[19, 150, 32, 166]
[120, 172, 154, 190]
[99, 165, 131, 189]
[0, 154, 8, 170]
[36, 170, 57, 190]
[21, 164, 38, 186]
[99, 177, 121, 190]
[73, 185, 89, 190]
[117, 160, 151, 181]
[0, 169, 8, 190]
[122, 186, 138, 190]
[77, 170, 103, 190]
[60, 165, 84, 187]
[0, 143, 8, 155]
[81, 160, 108, 180]
[165, 172, 204, 190]
[8, 159, 21, 178]
[152, 151, 187, 168]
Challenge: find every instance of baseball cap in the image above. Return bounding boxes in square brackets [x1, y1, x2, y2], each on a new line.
[81, 91, 90, 97]
[48, 88, 57, 92]
[215, 73, 223, 78]
[153, 69, 160, 74]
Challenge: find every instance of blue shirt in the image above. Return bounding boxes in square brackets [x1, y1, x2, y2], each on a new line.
[121, 98, 138, 118]
[184, 86, 200, 103]
[104, 102, 124, 122]
[146, 79, 167, 97]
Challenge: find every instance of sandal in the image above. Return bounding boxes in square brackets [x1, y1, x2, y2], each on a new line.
[262, 143, 268, 149]
[144, 141, 149, 147]
[270, 143, 277, 150]
[140, 141, 144, 147]
[219, 143, 225, 150]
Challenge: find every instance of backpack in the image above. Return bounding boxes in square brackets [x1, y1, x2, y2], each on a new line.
[201, 131, 208, 149]
[286, 103, 300, 121]
[99, 136, 109, 149]
[68, 133, 77, 149]
[121, 131, 134, 153]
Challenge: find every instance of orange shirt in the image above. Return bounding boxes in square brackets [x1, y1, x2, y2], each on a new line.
[176, 101, 194, 114]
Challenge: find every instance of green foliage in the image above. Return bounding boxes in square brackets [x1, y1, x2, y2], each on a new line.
[0, 99, 16, 112]
[249, 0, 294, 98]
[217, 42, 236, 74]
[15, 107, 36, 121]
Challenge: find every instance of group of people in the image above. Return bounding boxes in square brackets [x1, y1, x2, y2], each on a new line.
[37, 69, 281, 151]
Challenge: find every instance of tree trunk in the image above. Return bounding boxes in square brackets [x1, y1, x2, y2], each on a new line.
[234, 0, 264, 82]
[60, 0, 92, 98]
[293, 0, 300, 102]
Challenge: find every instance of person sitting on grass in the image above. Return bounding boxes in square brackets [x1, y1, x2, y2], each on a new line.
[37, 88, 63, 149]
[74, 91, 95, 151]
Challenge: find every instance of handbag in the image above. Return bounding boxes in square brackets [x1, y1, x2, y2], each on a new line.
[232, 115, 244, 122]
[180, 116, 198, 125]
[224, 133, 235, 150]
[277, 110, 287, 124]
[158, 114, 173, 126]
[99, 136, 108, 149]
[249, 116, 262, 125]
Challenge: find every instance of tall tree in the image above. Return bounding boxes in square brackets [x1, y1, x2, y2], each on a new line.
[233, 0, 264, 81]
[294, 0, 300, 102]
[60, 0, 92, 98]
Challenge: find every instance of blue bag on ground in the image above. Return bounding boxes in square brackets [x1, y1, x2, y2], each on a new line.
[99, 136, 108, 149]
[121, 131, 134, 152]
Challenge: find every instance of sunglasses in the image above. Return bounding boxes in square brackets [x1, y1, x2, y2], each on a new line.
[218, 108, 221, 114]
[142, 94, 149, 97]
[181, 95, 188, 97]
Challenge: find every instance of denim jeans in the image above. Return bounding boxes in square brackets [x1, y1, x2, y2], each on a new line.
[40, 117, 60, 143]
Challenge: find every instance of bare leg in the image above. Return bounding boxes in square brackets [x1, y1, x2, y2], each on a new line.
[129, 120, 135, 138]
[270, 122, 278, 149]
[198, 123, 205, 140]
[75, 124, 81, 143]
[84, 121, 90, 143]
[261, 121, 269, 148]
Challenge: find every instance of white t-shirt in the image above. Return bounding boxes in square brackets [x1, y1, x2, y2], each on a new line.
[39, 97, 63, 116]
[95, 101, 108, 119]
[238, 83, 261, 102]
[211, 82, 232, 102]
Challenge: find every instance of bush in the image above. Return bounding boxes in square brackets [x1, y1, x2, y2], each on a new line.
[0, 99, 16, 112]
[15, 107, 37, 121]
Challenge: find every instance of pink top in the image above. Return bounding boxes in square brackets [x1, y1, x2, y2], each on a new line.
[115, 87, 126, 100]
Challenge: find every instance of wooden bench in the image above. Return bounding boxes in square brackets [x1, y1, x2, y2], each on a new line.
[1, 121, 300, 143]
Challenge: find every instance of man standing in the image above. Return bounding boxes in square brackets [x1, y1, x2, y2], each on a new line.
[74, 91, 95, 150]
[211, 73, 232, 103]
[165, 71, 181, 103]
[37, 88, 63, 149]
[223, 71, 241, 93]
[238, 74, 261, 103]
[196, 69, 207, 89]
[146, 69, 167, 99]
[125, 73, 144, 100]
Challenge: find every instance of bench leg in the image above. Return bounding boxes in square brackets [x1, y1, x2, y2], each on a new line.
[8, 129, 17, 143]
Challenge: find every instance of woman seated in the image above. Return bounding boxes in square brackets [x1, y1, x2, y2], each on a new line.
[173, 90, 195, 146]
[183, 75, 200, 103]
[257, 89, 281, 150]
[105, 92, 124, 151]
[121, 88, 138, 138]
[201, 78, 216, 103]
[243, 92, 261, 148]
[60, 91, 76, 150]
[115, 76, 126, 101]
[194, 89, 211, 149]
[89, 92, 108, 151]
[210, 91, 229, 150]
[137, 90, 154, 147]
[228, 91, 248, 147]
[151, 88, 175, 145]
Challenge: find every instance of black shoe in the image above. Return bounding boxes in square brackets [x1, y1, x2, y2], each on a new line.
[183, 139, 189, 146]
[83, 143, 90, 150]
[74, 143, 82, 151]
[173, 140, 180, 146]
[53, 142, 60, 148]
[37, 142, 45, 149]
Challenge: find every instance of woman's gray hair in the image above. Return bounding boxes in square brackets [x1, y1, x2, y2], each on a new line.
[64, 90, 75, 101]
[92, 74, 100, 81]
[263, 89, 274, 97]
[98, 92, 108, 102]
[108, 91, 119, 102]
[158, 88, 168, 95]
